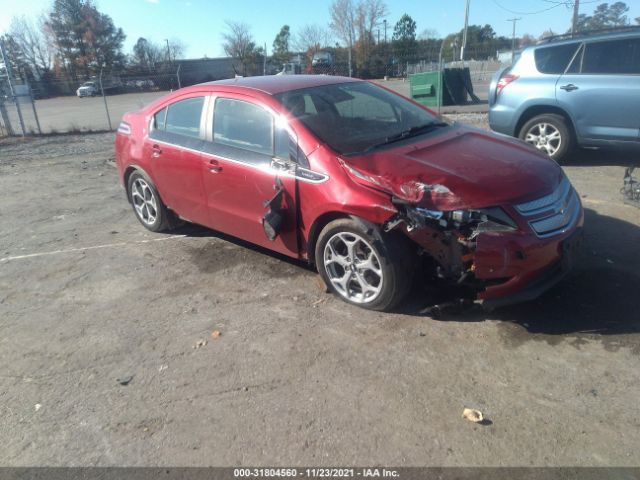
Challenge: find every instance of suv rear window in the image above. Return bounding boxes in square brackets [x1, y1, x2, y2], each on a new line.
[534, 43, 580, 74]
[582, 38, 640, 74]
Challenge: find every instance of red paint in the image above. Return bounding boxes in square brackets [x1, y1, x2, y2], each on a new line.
[115, 76, 583, 306]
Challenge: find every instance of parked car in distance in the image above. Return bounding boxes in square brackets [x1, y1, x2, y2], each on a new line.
[116, 75, 583, 311]
[489, 29, 640, 162]
[76, 81, 98, 97]
[312, 51, 333, 66]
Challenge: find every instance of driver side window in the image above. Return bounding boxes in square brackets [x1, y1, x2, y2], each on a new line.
[208, 97, 299, 165]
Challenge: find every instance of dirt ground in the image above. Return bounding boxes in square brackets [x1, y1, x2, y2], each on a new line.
[1, 117, 639, 467]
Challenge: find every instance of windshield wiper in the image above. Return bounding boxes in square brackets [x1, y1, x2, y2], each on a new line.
[360, 121, 449, 154]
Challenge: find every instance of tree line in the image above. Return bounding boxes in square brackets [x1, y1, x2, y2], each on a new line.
[1, 0, 638, 95]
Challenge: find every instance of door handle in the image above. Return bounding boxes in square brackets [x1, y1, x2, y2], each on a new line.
[152, 144, 162, 157]
[560, 84, 579, 92]
[208, 159, 223, 173]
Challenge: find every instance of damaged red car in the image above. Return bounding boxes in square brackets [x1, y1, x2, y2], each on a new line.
[115, 75, 583, 311]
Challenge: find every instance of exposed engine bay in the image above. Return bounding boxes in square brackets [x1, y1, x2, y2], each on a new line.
[383, 197, 518, 294]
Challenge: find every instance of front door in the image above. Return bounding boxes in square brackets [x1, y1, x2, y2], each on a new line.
[557, 38, 640, 143]
[200, 95, 299, 257]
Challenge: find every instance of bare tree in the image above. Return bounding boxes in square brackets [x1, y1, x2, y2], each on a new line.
[167, 38, 186, 61]
[330, 0, 357, 75]
[9, 15, 54, 80]
[419, 28, 439, 40]
[330, 0, 387, 76]
[355, 0, 387, 65]
[221, 21, 261, 75]
[131, 37, 163, 72]
[293, 24, 331, 61]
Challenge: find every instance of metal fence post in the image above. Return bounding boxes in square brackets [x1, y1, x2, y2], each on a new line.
[28, 83, 42, 135]
[0, 101, 15, 136]
[99, 67, 113, 131]
[0, 39, 26, 136]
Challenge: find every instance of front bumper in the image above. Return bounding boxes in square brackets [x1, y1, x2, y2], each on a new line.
[481, 227, 583, 309]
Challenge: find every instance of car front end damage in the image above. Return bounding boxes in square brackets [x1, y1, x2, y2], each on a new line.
[379, 174, 584, 309]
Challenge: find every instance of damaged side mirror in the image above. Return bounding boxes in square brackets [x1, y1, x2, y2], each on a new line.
[262, 178, 285, 241]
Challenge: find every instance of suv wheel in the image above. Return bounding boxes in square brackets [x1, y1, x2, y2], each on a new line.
[519, 114, 573, 162]
[315, 218, 414, 311]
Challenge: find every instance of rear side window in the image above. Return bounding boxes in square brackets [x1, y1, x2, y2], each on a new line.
[164, 97, 204, 138]
[213, 98, 273, 156]
[582, 38, 640, 74]
[534, 43, 580, 74]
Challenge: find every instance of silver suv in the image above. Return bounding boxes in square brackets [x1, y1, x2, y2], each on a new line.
[489, 30, 640, 162]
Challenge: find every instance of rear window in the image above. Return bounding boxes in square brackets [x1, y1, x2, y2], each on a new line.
[582, 38, 640, 74]
[534, 43, 580, 74]
[165, 97, 204, 138]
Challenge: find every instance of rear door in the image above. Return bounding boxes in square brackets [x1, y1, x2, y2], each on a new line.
[556, 37, 640, 142]
[147, 94, 210, 225]
[200, 94, 300, 257]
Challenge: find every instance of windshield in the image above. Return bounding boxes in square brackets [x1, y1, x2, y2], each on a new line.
[275, 81, 445, 155]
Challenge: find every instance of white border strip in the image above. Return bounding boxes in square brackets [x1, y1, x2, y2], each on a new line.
[0, 235, 187, 263]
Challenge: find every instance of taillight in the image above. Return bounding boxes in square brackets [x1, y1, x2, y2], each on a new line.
[496, 74, 519, 95]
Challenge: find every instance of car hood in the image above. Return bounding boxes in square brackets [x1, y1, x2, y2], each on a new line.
[340, 126, 564, 210]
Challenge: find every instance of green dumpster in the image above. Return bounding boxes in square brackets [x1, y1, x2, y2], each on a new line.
[409, 71, 443, 108]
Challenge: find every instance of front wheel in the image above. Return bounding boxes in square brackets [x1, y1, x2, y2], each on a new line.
[315, 218, 414, 311]
[519, 114, 574, 163]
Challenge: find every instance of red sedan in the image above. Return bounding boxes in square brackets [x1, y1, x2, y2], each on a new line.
[115, 75, 583, 311]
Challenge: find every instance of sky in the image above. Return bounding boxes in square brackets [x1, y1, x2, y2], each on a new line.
[1, 0, 640, 58]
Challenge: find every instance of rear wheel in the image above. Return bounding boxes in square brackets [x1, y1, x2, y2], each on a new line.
[519, 114, 573, 163]
[127, 172, 174, 232]
[315, 218, 414, 311]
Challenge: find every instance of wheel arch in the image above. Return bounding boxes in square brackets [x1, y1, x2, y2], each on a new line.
[306, 212, 353, 266]
[123, 165, 157, 204]
[515, 105, 577, 141]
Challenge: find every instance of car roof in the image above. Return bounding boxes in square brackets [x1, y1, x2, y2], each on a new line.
[533, 30, 640, 49]
[200, 75, 361, 95]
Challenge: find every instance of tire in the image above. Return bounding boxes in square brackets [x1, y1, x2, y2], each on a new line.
[315, 218, 415, 311]
[519, 113, 574, 163]
[127, 171, 175, 232]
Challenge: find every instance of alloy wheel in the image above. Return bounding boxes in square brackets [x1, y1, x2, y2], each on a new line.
[524, 122, 562, 157]
[323, 232, 383, 304]
[131, 178, 158, 226]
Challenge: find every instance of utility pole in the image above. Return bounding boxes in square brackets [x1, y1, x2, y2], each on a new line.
[383, 19, 387, 43]
[461, 0, 471, 61]
[571, 0, 580, 36]
[165, 39, 171, 64]
[263, 42, 267, 76]
[507, 17, 521, 64]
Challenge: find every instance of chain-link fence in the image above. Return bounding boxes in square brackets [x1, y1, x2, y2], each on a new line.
[0, 56, 500, 138]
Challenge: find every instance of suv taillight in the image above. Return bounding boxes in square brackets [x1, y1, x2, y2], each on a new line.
[496, 74, 519, 95]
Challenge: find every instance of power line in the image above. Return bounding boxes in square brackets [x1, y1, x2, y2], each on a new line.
[492, 0, 564, 16]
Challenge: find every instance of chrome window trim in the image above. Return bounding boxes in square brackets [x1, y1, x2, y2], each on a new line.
[149, 138, 329, 185]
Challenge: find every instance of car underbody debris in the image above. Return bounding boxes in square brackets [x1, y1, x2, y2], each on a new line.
[622, 167, 640, 208]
